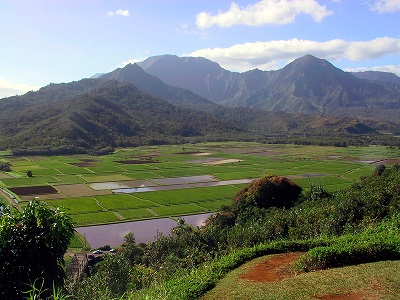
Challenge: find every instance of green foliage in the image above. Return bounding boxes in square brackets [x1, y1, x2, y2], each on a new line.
[0, 161, 12, 172]
[130, 239, 327, 300]
[296, 214, 400, 271]
[0, 201, 74, 300]
[207, 175, 302, 227]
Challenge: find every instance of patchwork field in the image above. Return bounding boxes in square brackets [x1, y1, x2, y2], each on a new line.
[1, 142, 398, 226]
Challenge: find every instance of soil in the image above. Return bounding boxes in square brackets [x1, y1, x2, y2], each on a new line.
[240, 252, 303, 282]
[115, 159, 159, 164]
[240, 252, 383, 300]
[55, 184, 111, 197]
[175, 151, 208, 155]
[9, 185, 58, 196]
[377, 159, 400, 165]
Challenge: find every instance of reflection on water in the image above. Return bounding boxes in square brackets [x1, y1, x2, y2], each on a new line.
[75, 213, 214, 249]
[113, 187, 156, 193]
[183, 213, 213, 228]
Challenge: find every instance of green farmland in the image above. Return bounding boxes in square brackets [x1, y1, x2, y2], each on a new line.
[1, 142, 398, 226]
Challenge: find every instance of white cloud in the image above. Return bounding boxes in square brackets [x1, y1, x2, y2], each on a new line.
[370, 0, 400, 13]
[345, 65, 400, 76]
[186, 37, 400, 72]
[0, 79, 41, 98]
[196, 0, 333, 29]
[106, 9, 129, 17]
[118, 57, 146, 68]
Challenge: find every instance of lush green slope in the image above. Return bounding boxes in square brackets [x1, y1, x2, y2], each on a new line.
[0, 81, 247, 154]
[0, 75, 398, 155]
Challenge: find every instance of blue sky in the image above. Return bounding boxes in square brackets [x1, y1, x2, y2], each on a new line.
[1, 0, 400, 97]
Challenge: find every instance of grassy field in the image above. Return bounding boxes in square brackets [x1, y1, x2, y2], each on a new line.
[0, 142, 398, 226]
[202, 255, 400, 300]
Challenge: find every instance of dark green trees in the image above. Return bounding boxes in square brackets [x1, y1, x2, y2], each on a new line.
[0, 201, 74, 299]
[207, 175, 302, 227]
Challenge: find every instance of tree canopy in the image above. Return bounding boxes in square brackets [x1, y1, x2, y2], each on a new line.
[0, 201, 74, 299]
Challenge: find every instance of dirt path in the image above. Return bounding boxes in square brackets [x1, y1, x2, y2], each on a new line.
[238, 252, 382, 300]
[239, 252, 303, 282]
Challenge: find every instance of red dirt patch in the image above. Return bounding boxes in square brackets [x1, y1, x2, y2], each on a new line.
[240, 252, 303, 282]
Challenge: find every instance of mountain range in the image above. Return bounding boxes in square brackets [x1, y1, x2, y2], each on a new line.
[137, 54, 400, 123]
[0, 54, 399, 154]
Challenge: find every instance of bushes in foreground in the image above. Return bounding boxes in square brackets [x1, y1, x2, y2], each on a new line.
[129, 239, 328, 300]
[130, 214, 400, 300]
[296, 213, 400, 271]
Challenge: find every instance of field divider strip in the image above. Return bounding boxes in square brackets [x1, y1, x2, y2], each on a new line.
[93, 197, 108, 211]
[146, 208, 159, 216]
[112, 211, 125, 220]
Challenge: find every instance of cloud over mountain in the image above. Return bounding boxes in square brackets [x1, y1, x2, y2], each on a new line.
[188, 37, 400, 74]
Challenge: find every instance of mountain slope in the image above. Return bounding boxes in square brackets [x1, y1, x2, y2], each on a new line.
[236, 55, 400, 114]
[0, 80, 247, 154]
[138, 55, 273, 104]
[138, 54, 400, 123]
[100, 63, 219, 111]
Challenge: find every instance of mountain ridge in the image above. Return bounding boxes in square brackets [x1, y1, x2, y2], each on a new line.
[0, 54, 399, 154]
[139, 54, 400, 123]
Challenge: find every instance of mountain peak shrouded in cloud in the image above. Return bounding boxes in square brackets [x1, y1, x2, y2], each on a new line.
[196, 0, 333, 28]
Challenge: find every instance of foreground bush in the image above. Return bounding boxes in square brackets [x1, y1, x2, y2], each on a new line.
[129, 239, 330, 300]
[296, 214, 400, 271]
[0, 201, 74, 300]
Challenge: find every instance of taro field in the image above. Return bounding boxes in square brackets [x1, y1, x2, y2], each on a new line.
[0, 142, 399, 227]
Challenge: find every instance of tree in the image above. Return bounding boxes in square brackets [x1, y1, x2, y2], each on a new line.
[207, 175, 302, 227]
[0, 162, 11, 172]
[374, 164, 386, 176]
[233, 175, 302, 210]
[0, 201, 74, 299]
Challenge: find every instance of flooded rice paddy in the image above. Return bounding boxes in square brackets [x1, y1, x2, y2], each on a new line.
[76, 213, 212, 248]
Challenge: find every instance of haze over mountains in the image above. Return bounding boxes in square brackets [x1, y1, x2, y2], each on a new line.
[0, 54, 399, 154]
[137, 54, 400, 122]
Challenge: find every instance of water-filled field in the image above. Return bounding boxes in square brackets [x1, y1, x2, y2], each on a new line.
[1, 142, 398, 229]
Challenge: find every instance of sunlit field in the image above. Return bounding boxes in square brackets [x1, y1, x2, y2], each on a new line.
[1, 142, 398, 226]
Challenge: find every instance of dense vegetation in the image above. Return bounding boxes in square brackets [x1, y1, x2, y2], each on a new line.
[59, 164, 400, 299]
[0, 75, 398, 155]
[0, 201, 74, 300]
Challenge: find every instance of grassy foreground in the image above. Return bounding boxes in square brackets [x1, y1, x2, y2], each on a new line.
[202, 259, 400, 300]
